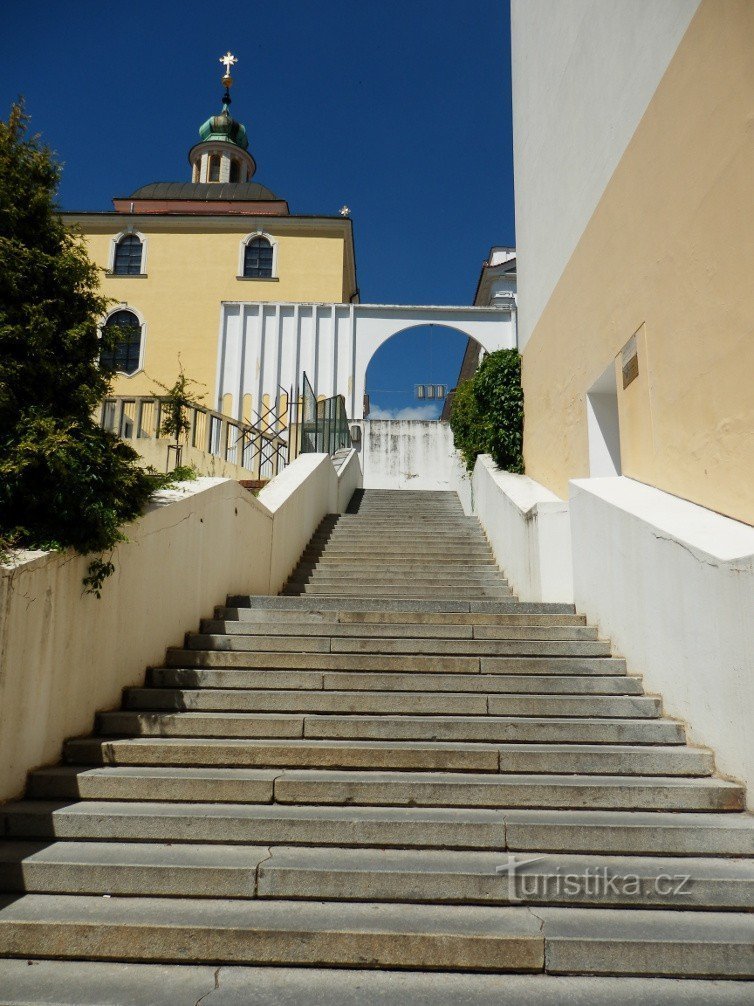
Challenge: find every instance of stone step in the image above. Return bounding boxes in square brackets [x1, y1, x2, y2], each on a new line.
[287, 586, 515, 599]
[329, 515, 478, 523]
[217, 607, 587, 626]
[165, 650, 628, 674]
[300, 556, 499, 567]
[182, 635, 609, 657]
[253, 846, 754, 911]
[64, 736, 712, 776]
[271, 770, 744, 812]
[5, 803, 752, 856]
[299, 713, 682, 744]
[535, 906, 754, 978]
[149, 667, 639, 694]
[301, 555, 496, 563]
[226, 595, 578, 615]
[288, 571, 508, 585]
[0, 960, 750, 1006]
[295, 560, 500, 571]
[96, 711, 680, 744]
[27, 766, 741, 810]
[0, 897, 750, 977]
[69, 737, 501, 773]
[307, 542, 491, 551]
[0, 895, 543, 970]
[200, 620, 597, 641]
[287, 588, 516, 599]
[308, 530, 489, 541]
[26, 766, 282, 803]
[0, 841, 268, 899]
[123, 687, 660, 719]
[291, 580, 512, 593]
[0, 843, 752, 911]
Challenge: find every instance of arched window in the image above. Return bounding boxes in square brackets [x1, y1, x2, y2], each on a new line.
[243, 236, 274, 278]
[229, 159, 240, 183]
[100, 310, 142, 375]
[113, 234, 143, 275]
[208, 154, 221, 182]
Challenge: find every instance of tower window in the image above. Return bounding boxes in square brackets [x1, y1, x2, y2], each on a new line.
[229, 159, 240, 183]
[113, 234, 143, 275]
[208, 154, 221, 182]
[100, 310, 142, 375]
[243, 236, 274, 278]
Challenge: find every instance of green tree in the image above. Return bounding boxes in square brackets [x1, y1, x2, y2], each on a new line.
[153, 364, 206, 449]
[0, 102, 153, 570]
[449, 348, 524, 472]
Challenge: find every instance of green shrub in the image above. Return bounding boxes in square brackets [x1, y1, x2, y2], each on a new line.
[449, 348, 524, 472]
[0, 102, 154, 584]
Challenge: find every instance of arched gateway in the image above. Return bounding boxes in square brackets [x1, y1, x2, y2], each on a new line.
[217, 301, 516, 421]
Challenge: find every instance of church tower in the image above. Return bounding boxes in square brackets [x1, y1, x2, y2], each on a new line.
[189, 52, 256, 184]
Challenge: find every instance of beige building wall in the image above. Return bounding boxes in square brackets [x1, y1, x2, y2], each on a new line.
[71, 217, 352, 411]
[512, 0, 754, 525]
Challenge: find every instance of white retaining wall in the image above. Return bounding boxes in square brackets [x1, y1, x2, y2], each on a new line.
[0, 452, 361, 803]
[571, 476, 754, 803]
[472, 456, 573, 603]
[358, 421, 472, 507]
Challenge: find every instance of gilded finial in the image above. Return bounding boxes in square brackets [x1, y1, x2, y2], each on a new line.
[219, 51, 238, 90]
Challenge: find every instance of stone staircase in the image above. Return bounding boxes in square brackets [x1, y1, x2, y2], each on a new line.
[0, 489, 752, 1001]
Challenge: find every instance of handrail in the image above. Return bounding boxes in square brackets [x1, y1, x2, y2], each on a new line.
[100, 395, 287, 480]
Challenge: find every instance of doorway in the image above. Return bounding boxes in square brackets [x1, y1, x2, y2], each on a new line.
[586, 362, 621, 476]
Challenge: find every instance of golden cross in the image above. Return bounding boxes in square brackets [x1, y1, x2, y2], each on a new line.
[219, 52, 238, 77]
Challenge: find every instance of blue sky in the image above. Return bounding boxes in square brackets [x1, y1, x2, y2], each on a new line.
[1, 0, 514, 417]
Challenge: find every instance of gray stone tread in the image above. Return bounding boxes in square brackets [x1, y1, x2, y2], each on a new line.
[218, 607, 586, 625]
[0, 960, 750, 1006]
[62, 736, 710, 777]
[4, 802, 752, 855]
[1, 842, 753, 910]
[97, 709, 684, 745]
[149, 667, 640, 694]
[0, 895, 544, 970]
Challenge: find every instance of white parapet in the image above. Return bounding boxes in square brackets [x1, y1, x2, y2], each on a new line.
[471, 456, 573, 603]
[0, 452, 361, 803]
[358, 421, 472, 506]
[570, 476, 754, 803]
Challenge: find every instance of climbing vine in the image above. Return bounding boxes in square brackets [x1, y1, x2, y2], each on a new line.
[449, 348, 524, 473]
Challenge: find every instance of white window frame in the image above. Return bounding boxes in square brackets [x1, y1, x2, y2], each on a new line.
[238, 230, 278, 280]
[108, 228, 148, 276]
[99, 304, 147, 377]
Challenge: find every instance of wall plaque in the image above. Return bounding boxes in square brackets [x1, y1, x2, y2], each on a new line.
[622, 335, 639, 389]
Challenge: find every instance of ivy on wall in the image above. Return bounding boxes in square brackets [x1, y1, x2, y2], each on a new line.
[449, 348, 524, 473]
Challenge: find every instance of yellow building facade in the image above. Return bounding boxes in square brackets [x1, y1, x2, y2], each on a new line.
[65, 67, 357, 415]
[511, 0, 754, 526]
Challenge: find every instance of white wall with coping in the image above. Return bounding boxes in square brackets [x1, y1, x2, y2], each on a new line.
[570, 476, 754, 804]
[472, 456, 573, 603]
[0, 452, 361, 803]
[335, 448, 363, 514]
[511, 0, 699, 347]
[356, 420, 471, 498]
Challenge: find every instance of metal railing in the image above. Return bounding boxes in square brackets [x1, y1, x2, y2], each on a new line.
[288, 373, 351, 461]
[100, 396, 288, 480]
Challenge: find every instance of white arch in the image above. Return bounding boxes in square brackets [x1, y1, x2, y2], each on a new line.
[237, 231, 279, 280]
[351, 305, 515, 420]
[216, 301, 515, 422]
